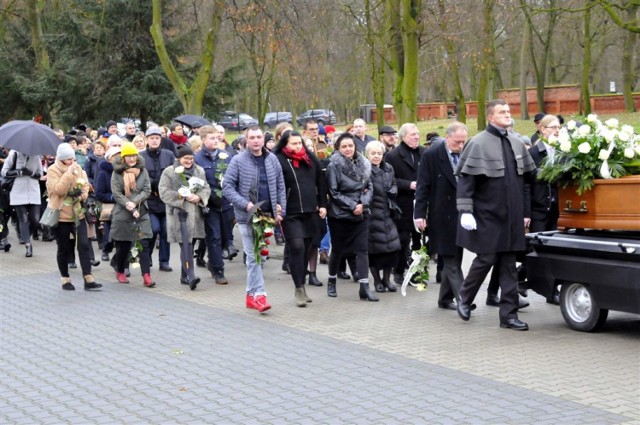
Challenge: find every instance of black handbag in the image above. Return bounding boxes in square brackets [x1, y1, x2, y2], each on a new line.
[0, 152, 17, 192]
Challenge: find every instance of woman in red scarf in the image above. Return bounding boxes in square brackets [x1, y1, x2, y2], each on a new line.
[274, 131, 327, 307]
[168, 123, 188, 145]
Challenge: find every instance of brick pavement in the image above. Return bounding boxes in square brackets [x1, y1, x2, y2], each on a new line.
[1, 233, 639, 424]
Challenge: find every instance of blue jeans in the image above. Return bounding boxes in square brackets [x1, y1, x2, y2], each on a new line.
[204, 210, 224, 272]
[149, 212, 170, 264]
[320, 221, 331, 252]
[238, 222, 266, 296]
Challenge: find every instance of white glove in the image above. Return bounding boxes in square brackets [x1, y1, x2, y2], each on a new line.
[460, 213, 477, 231]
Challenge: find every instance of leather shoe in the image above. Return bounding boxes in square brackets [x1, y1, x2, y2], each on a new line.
[547, 291, 560, 305]
[438, 301, 456, 310]
[90, 260, 100, 267]
[500, 318, 529, 331]
[457, 302, 471, 321]
[159, 263, 173, 272]
[486, 294, 500, 306]
[337, 271, 351, 280]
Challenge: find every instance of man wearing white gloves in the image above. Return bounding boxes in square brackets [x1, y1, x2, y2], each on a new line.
[455, 99, 535, 331]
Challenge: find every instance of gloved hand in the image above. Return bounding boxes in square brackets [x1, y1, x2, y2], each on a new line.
[20, 167, 33, 177]
[31, 172, 41, 179]
[460, 213, 477, 231]
[5, 170, 20, 177]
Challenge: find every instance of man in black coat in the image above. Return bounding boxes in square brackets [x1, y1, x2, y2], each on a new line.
[414, 122, 467, 310]
[139, 127, 176, 272]
[455, 99, 536, 331]
[385, 123, 425, 285]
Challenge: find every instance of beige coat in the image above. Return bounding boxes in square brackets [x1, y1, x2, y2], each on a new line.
[45, 160, 90, 223]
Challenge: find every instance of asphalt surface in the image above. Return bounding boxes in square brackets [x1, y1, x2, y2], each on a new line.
[1, 231, 639, 424]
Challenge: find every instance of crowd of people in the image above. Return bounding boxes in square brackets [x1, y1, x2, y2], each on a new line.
[0, 100, 561, 330]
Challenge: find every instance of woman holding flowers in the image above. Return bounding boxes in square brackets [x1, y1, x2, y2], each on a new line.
[110, 142, 155, 287]
[159, 144, 210, 290]
[46, 143, 102, 291]
[274, 130, 327, 307]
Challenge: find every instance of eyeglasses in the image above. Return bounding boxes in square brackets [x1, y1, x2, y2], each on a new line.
[545, 125, 561, 130]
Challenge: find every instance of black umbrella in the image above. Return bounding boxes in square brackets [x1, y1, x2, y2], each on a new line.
[173, 115, 211, 129]
[178, 209, 200, 290]
[0, 120, 61, 156]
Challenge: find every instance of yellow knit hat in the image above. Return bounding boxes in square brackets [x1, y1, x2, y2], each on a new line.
[120, 142, 138, 157]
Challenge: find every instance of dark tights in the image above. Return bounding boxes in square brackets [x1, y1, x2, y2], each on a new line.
[55, 221, 91, 277]
[114, 239, 151, 275]
[287, 236, 312, 288]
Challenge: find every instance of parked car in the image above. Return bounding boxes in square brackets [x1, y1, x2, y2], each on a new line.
[263, 112, 292, 129]
[296, 109, 337, 127]
[217, 111, 259, 131]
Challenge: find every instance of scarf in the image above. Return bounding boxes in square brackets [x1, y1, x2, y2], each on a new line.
[123, 167, 141, 197]
[169, 133, 188, 145]
[282, 146, 311, 168]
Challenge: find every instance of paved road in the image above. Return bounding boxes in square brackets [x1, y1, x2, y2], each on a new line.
[1, 232, 639, 424]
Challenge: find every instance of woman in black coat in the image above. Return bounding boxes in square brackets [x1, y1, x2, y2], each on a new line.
[365, 141, 400, 293]
[325, 133, 377, 301]
[274, 131, 327, 307]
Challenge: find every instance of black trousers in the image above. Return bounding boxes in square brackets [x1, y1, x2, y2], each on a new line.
[439, 248, 464, 305]
[114, 239, 151, 275]
[15, 204, 40, 244]
[55, 221, 91, 278]
[288, 236, 313, 288]
[459, 252, 518, 321]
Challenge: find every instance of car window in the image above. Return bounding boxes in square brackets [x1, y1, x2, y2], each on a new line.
[239, 114, 251, 120]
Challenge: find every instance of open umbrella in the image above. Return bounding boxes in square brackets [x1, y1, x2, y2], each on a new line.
[173, 115, 211, 129]
[178, 209, 200, 290]
[0, 120, 61, 156]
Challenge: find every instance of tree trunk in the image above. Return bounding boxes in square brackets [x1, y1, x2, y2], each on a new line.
[519, 15, 530, 120]
[622, 4, 638, 112]
[579, 1, 593, 115]
[477, 0, 495, 130]
[27, 0, 50, 72]
[150, 0, 224, 115]
[399, 0, 422, 124]
[439, 0, 465, 123]
[387, 0, 404, 123]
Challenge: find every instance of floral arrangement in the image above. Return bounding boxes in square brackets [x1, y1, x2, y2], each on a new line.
[539, 114, 640, 195]
[213, 151, 229, 197]
[174, 166, 206, 198]
[400, 244, 430, 296]
[251, 208, 275, 265]
[65, 177, 87, 223]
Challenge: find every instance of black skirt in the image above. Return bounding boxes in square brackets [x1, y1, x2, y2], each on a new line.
[282, 212, 325, 244]
[328, 216, 369, 255]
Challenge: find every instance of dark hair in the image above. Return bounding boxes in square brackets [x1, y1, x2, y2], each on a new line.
[486, 99, 508, 116]
[426, 131, 440, 142]
[304, 119, 318, 130]
[273, 130, 313, 157]
[334, 132, 355, 150]
[556, 114, 565, 125]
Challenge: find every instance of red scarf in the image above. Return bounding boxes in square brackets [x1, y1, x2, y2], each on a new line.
[169, 133, 188, 145]
[283, 146, 311, 168]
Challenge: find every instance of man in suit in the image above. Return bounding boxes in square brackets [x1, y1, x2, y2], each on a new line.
[455, 99, 536, 331]
[385, 123, 425, 285]
[414, 122, 467, 310]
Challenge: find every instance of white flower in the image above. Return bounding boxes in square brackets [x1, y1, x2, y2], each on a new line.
[174, 166, 185, 174]
[130, 247, 139, 257]
[130, 262, 140, 269]
[624, 148, 635, 159]
[76, 178, 86, 185]
[557, 130, 570, 145]
[604, 118, 619, 129]
[618, 131, 630, 142]
[218, 152, 229, 160]
[578, 125, 591, 137]
[560, 141, 572, 152]
[598, 149, 610, 160]
[601, 128, 617, 143]
[578, 142, 591, 154]
[178, 186, 191, 197]
[635, 145, 640, 156]
[547, 134, 558, 145]
[586, 114, 598, 123]
[566, 120, 577, 131]
[621, 125, 634, 135]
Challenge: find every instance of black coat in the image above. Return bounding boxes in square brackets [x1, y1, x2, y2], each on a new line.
[276, 151, 327, 215]
[368, 161, 401, 254]
[326, 152, 373, 221]
[527, 142, 559, 224]
[139, 148, 176, 214]
[384, 141, 425, 231]
[414, 143, 459, 256]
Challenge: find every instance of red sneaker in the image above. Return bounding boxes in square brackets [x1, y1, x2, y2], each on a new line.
[246, 294, 260, 310]
[255, 295, 272, 312]
[116, 272, 129, 284]
[143, 273, 156, 288]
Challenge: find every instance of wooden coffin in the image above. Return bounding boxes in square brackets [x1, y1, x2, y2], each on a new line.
[558, 175, 640, 230]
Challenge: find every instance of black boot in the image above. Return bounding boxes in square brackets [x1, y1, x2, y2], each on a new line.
[359, 280, 379, 302]
[370, 266, 385, 293]
[308, 271, 323, 287]
[25, 244, 33, 258]
[0, 238, 10, 252]
[195, 250, 206, 268]
[327, 277, 337, 298]
[382, 268, 397, 292]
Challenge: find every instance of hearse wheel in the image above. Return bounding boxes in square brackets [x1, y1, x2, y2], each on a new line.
[560, 283, 609, 332]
